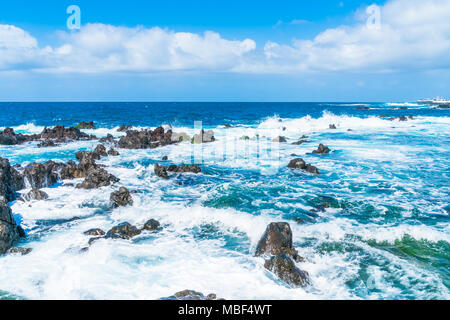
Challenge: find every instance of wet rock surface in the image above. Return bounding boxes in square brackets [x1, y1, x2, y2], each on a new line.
[0, 157, 24, 202]
[312, 144, 331, 154]
[76, 168, 120, 189]
[0, 198, 22, 255]
[21, 189, 49, 201]
[272, 136, 287, 143]
[83, 228, 105, 236]
[155, 163, 201, 179]
[7, 247, 32, 256]
[105, 222, 141, 240]
[264, 254, 310, 287]
[143, 219, 160, 231]
[255, 222, 300, 260]
[110, 187, 133, 208]
[164, 290, 220, 300]
[23, 162, 59, 189]
[287, 158, 320, 174]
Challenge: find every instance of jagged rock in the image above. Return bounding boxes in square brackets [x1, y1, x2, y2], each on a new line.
[117, 124, 133, 132]
[255, 222, 302, 261]
[40, 126, 96, 141]
[7, 247, 32, 256]
[166, 290, 220, 301]
[312, 144, 331, 154]
[192, 130, 215, 144]
[105, 222, 141, 240]
[162, 156, 168, 161]
[0, 157, 24, 202]
[76, 121, 96, 129]
[287, 158, 320, 174]
[94, 144, 107, 157]
[291, 140, 310, 145]
[0, 198, 22, 255]
[76, 168, 119, 189]
[329, 124, 337, 129]
[110, 187, 133, 208]
[154, 164, 169, 179]
[0, 128, 34, 145]
[37, 140, 57, 148]
[21, 189, 48, 201]
[272, 136, 287, 143]
[83, 228, 105, 236]
[23, 162, 58, 189]
[171, 132, 191, 143]
[264, 254, 310, 287]
[143, 219, 160, 231]
[99, 134, 117, 145]
[118, 127, 173, 149]
[107, 149, 120, 156]
[167, 164, 201, 174]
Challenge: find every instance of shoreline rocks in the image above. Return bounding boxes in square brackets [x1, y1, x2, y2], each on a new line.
[76, 168, 120, 189]
[118, 127, 173, 149]
[312, 144, 331, 155]
[154, 163, 201, 179]
[0, 157, 24, 202]
[0, 198, 24, 255]
[105, 222, 141, 240]
[287, 158, 320, 174]
[20, 189, 48, 202]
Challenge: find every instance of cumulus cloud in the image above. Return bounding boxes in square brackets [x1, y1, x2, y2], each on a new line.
[0, 0, 449, 74]
[258, 0, 450, 73]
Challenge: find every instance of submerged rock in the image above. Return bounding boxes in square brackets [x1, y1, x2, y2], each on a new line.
[291, 140, 310, 145]
[107, 149, 120, 156]
[329, 124, 337, 129]
[7, 247, 32, 256]
[0, 157, 24, 202]
[143, 219, 160, 231]
[23, 162, 58, 189]
[287, 158, 320, 174]
[105, 222, 141, 240]
[21, 189, 49, 201]
[154, 163, 201, 179]
[110, 187, 133, 208]
[312, 144, 331, 155]
[0, 198, 23, 255]
[76, 168, 119, 189]
[154, 164, 169, 180]
[165, 290, 220, 301]
[40, 125, 96, 142]
[94, 144, 107, 157]
[0, 128, 35, 145]
[83, 228, 105, 236]
[264, 254, 310, 288]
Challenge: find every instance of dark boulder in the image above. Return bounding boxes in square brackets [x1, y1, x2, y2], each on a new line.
[0, 198, 22, 255]
[76, 121, 96, 129]
[143, 219, 160, 231]
[94, 144, 107, 157]
[264, 254, 310, 287]
[105, 222, 141, 240]
[329, 124, 337, 129]
[0, 157, 24, 202]
[0, 128, 32, 145]
[83, 228, 105, 236]
[167, 164, 201, 174]
[162, 156, 168, 161]
[117, 124, 133, 132]
[356, 106, 370, 110]
[99, 134, 117, 145]
[37, 140, 57, 148]
[40, 126, 95, 142]
[154, 164, 169, 180]
[118, 127, 173, 149]
[255, 222, 301, 261]
[23, 162, 58, 189]
[76, 168, 119, 189]
[287, 158, 320, 174]
[165, 290, 219, 301]
[21, 189, 49, 201]
[107, 149, 120, 156]
[110, 187, 133, 208]
[312, 144, 331, 155]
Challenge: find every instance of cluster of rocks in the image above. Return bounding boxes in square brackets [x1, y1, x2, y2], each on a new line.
[118, 126, 174, 149]
[288, 158, 320, 174]
[255, 222, 310, 287]
[312, 144, 331, 155]
[154, 164, 202, 180]
[84, 219, 161, 244]
[0, 126, 97, 146]
[163, 290, 221, 301]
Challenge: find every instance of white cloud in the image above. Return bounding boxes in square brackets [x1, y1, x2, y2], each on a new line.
[259, 0, 450, 73]
[0, 0, 449, 74]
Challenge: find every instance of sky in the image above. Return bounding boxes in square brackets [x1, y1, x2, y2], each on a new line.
[0, 0, 449, 101]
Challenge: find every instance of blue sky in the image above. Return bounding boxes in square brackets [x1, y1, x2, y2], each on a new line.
[0, 0, 449, 101]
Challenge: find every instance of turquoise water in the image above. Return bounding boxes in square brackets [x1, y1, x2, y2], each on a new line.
[0, 102, 448, 299]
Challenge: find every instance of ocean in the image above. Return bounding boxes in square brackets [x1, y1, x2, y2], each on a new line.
[0, 102, 449, 300]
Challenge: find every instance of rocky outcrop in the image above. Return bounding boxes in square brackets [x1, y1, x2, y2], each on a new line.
[165, 290, 220, 301]
[143, 219, 160, 231]
[83, 228, 105, 236]
[110, 187, 133, 208]
[76, 168, 120, 189]
[0, 198, 23, 255]
[287, 158, 320, 174]
[255, 222, 303, 262]
[99, 134, 117, 145]
[94, 144, 107, 157]
[312, 144, 331, 155]
[105, 222, 141, 240]
[118, 127, 173, 149]
[117, 125, 133, 132]
[23, 162, 59, 189]
[272, 136, 287, 143]
[256, 222, 309, 288]
[329, 124, 337, 129]
[192, 130, 215, 144]
[154, 163, 201, 179]
[264, 254, 310, 287]
[107, 149, 120, 156]
[75, 121, 96, 129]
[0, 157, 24, 202]
[37, 140, 57, 148]
[21, 189, 49, 201]
[0, 128, 35, 145]
[40, 126, 96, 142]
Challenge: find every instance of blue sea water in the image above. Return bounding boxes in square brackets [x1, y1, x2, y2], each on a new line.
[0, 102, 449, 300]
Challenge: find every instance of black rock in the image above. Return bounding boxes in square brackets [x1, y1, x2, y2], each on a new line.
[118, 127, 173, 149]
[329, 124, 337, 129]
[312, 144, 331, 155]
[110, 187, 133, 208]
[291, 140, 310, 145]
[83, 228, 105, 236]
[0, 199, 21, 255]
[255, 222, 302, 261]
[99, 134, 117, 145]
[154, 164, 169, 180]
[76, 168, 119, 189]
[0, 128, 33, 145]
[0, 157, 24, 202]
[162, 156, 168, 161]
[23, 162, 58, 189]
[287, 158, 320, 174]
[40, 125, 96, 142]
[105, 222, 141, 240]
[143, 219, 160, 231]
[37, 140, 57, 148]
[117, 124, 133, 132]
[264, 254, 310, 287]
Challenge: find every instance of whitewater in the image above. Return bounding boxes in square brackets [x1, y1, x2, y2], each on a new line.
[0, 102, 448, 300]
